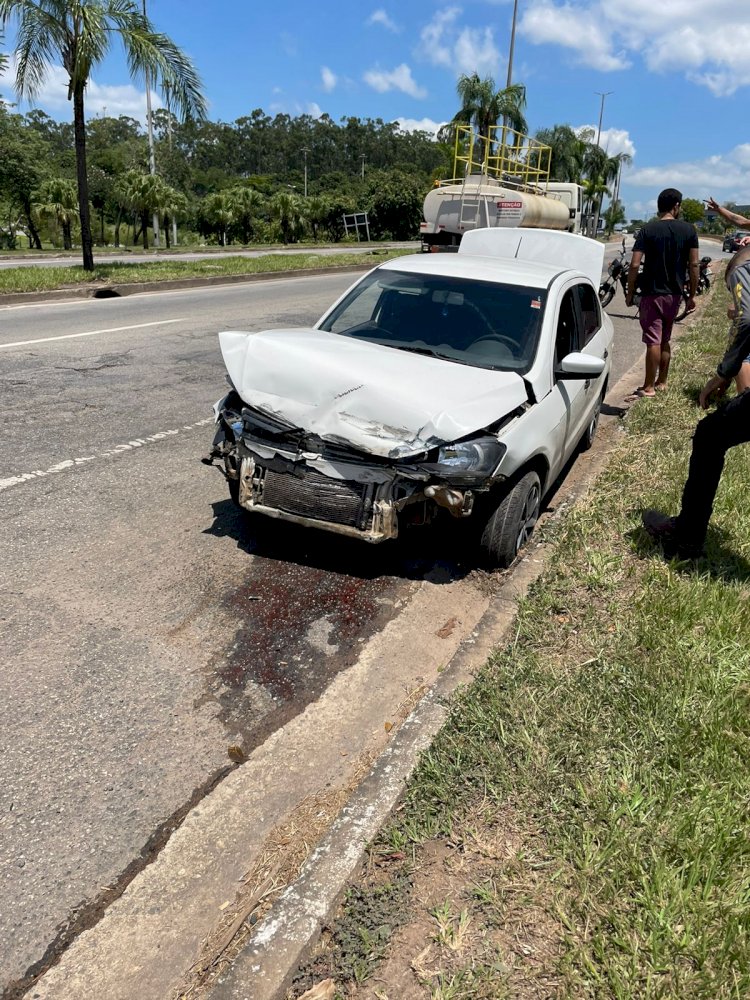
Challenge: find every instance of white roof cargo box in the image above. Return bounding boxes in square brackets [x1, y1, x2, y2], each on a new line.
[458, 228, 604, 289]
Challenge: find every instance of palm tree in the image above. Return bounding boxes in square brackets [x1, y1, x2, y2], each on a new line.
[228, 186, 264, 244]
[439, 72, 527, 157]
[37, 177, 78, 249]
[0, 1, 206, 270]
[585, 148, 632, 237]
[270, 191, 304, 245]
[201, 192, 234, 246]
[118, 169, 168, 248]
[534, 124, 591, 182]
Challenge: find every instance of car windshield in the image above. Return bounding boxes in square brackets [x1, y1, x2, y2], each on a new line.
[318, 268, 547, 373]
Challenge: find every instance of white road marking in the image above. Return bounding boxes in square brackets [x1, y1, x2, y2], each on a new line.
[0, 418, 214, 493]
[0, 318, 185, 349]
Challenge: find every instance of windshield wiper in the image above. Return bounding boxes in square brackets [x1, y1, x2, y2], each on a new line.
[390, 344, 471, 365]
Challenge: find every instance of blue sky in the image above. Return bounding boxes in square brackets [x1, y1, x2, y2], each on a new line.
[2, 1, 750, 221]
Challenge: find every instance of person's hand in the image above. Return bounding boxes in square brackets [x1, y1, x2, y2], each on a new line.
[625, 292, 633, 307]
[699, 374, 729, 409]
[705, 196, 720, 212]
[685, 296, 696, 313]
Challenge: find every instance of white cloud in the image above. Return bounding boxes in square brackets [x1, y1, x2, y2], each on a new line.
[363, 63, 427, 99]
[520, 3, 630, 72]
[396, 117, 446, 138]
[321, 66, 337, 92]
[625, 145, 750, 204]
[0, 59, 159, 121]
[520, 1, 750, 95]
[419, 8, 501, 76]
[367, 9, 399, 32]
[573, 123, 636, 159]
[307, 102, 322, 119]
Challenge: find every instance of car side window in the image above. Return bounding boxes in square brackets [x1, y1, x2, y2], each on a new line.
[554, 289, 579, 365]
[576, 284, 601, 346]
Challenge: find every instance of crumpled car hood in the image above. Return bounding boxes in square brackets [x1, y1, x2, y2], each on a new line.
[219, 328, 529, 459]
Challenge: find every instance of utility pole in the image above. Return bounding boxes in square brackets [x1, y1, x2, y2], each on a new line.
[143, 0, 160, 248]
[360, 154, 366, 180]
[302, 147, 309, 197]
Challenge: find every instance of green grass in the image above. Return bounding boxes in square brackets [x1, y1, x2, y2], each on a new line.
[365, 282, 750, 997]
[0, 248, 414, 295]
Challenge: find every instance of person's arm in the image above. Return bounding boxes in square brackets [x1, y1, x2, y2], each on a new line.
[716, 321, 750, 384]
[705, 197, 750, 229]
[625, 249, 643, 306]
[685, 246, 699, 311]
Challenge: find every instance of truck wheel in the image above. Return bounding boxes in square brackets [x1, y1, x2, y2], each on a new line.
[479, 471, 541, 568]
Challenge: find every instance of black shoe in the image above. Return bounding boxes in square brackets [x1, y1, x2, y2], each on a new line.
[641, 509, 704, 559]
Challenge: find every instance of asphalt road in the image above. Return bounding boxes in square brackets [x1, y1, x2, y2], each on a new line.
[0, 249, 717, 993]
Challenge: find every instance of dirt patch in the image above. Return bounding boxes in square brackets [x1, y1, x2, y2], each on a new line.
[287, 803, 563, 1000]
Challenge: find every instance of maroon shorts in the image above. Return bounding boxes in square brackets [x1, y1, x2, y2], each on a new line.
[639, 294, 681, 346]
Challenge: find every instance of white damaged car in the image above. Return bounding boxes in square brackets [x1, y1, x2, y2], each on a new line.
[207, 228, 613, 567]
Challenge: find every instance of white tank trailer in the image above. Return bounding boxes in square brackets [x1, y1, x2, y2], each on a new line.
[420, 175, 582, 251]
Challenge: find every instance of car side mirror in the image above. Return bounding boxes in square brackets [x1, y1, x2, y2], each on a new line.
[555, 351, 606, 380]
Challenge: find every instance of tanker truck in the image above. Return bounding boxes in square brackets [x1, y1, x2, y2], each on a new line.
[420, 125, 584, 251]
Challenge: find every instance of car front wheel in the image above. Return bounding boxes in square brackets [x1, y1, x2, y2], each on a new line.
[479, 470, 541, 568]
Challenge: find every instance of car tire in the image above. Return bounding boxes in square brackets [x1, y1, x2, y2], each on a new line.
[479, 470, 541, 568]
[580, 391, 603, 452]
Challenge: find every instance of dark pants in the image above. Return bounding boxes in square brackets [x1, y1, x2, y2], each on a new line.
[676, 389, 750, 546]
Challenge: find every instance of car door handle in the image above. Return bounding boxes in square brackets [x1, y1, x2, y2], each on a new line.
[603, 349, 609, 359]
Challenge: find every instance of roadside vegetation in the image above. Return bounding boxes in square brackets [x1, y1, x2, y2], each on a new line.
[291, 282, 750, 998]
[0, 248, 413, 295]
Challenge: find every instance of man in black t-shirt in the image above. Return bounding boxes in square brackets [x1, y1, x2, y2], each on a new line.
[625, 188, 699, 397]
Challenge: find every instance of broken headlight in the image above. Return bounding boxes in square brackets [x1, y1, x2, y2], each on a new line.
[418, 436, 506, 480]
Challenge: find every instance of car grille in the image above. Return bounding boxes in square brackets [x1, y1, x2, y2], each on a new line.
[259, 466, 374, 530]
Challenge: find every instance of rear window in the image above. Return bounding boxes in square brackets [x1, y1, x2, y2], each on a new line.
[318, 269, 547, 373]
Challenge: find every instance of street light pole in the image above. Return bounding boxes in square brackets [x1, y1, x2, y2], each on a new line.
[595, 91, 613, 148]
[143, 0, 160, 248]
[506, 0, 519, 90]
[592, 92, 613, 237]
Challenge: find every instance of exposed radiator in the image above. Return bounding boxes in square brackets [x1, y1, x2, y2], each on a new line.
[258, 467, 374, 530]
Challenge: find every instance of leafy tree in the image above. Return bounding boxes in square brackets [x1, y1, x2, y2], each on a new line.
[0, 104, 51, 247]
[0, 0, 206, 269]
[681, 197, 705, 224]
[365, 169, 424, 240]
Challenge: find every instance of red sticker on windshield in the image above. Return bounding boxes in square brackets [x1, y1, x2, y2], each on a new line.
[531, 298, 541, 309]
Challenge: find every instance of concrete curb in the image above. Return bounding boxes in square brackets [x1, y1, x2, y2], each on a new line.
[0, 263, 376, 307]
[204, 350, 657, 1000]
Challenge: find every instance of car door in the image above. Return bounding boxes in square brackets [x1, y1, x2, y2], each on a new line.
[574, 281, 610, 414]
[553, 284, 590, 465]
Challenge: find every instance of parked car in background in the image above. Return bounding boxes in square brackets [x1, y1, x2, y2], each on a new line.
[724, 231, 750, 253]
[208, 229, 613, 568]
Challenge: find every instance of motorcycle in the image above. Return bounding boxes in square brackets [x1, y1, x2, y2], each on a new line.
[599, 237, 641, 308]
[675, 256, 712, 322]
